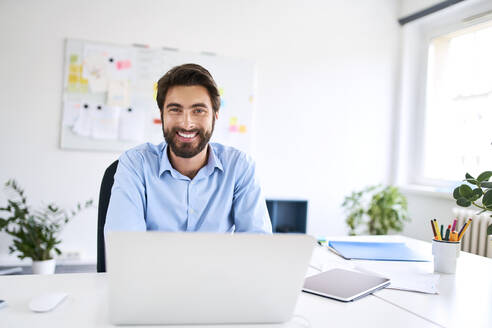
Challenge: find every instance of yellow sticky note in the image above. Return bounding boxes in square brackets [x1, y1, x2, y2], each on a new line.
[70, 54, 78, 64]
[229, 117, 238, 125]
[69, 65, 77, 74]
[68, 74, 79, 83]
[249, 95, 254, 103]
[239, 125, 247, 133]
[219, 87, 224, 96]
[153, 82, 158, 100]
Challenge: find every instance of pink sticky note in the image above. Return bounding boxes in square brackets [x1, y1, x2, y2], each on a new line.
[229, 125, 238, 132]
[116, 60, 132, 70]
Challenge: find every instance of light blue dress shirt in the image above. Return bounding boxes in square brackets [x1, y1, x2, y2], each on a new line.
[104, 142, 272, 233]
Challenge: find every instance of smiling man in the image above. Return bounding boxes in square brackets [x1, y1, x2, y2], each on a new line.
[104, 64, 272, 233]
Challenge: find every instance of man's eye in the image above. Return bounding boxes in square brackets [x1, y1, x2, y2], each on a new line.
[169, 108, 180, 112]
[194, 109, 205, 114]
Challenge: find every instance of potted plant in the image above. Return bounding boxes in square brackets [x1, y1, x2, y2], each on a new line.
[452, 171, 492, 235]
[0, 180, 92, 274]
[342, 185, 410, 236]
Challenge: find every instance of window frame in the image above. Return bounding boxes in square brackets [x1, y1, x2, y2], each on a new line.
[396, 0, 492, 192]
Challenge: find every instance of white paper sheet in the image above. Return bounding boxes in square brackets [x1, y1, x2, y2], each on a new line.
[119, 104, 145, 141]
[91, 105, 120, 140]
[62, 99, 82, 127]
[353, 264, 440, 294]
[72, 102, 93, 137]
[107, 80, 130, 107]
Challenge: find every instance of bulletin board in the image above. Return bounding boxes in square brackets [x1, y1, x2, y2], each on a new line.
[61, 39, 256, 153]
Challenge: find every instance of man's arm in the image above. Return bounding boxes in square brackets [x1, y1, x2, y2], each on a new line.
[104, 151, 147, 233]
[232, 156, 272, 233]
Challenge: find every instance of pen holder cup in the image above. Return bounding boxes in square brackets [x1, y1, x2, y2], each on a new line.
[432, 239, 460, 274]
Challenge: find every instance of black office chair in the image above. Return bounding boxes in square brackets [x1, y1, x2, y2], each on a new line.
[97, 160, 119, 273]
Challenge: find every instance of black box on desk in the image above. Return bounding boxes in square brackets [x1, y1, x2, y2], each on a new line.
[266, 199, 307, 233]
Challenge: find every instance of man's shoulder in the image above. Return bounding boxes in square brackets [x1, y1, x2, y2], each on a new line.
[210, 143, 254, 169]
[120, 142, 164, 163]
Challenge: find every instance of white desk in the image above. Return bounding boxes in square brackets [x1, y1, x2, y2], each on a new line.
[1, 235, 490, 328]
[314, 235, 492, 328]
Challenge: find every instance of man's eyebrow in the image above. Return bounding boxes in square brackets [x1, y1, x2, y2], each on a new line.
[191, 103, 208, 108]
[166, 103, 183, 108]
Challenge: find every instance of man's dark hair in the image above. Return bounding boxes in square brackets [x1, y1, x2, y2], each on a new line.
[156, 63, 221, 113]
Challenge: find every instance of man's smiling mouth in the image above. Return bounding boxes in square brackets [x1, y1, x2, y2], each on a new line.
[177, 131, 198, 139]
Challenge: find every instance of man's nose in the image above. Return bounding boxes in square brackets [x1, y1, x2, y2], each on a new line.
[181, 111, 195, 129]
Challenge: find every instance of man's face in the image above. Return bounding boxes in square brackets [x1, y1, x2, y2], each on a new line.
[162, 85, 217, 158]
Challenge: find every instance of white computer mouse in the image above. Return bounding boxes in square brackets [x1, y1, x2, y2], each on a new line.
[28, 292, 68, 312]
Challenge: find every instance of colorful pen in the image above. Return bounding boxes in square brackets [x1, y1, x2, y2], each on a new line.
[440, 224, 444, 240]
[433, 219, 442, 241]
[431, 219, 437, 239]
[445, 225, 451, 241]
[451, 218, 457, 232]
[458, 218, 472, 241]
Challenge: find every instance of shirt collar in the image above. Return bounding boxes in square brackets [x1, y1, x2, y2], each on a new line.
[159, 143, 223, 178]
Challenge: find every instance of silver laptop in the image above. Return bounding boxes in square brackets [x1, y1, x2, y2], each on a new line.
[106, 231, 315, 325]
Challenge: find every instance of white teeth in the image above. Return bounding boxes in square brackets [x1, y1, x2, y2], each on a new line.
[178, 132, 197, 138]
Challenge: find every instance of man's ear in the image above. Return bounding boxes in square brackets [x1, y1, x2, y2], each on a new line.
[214, 111, 219, 120]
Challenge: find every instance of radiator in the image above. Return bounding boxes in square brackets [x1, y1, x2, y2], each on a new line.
[452, 208, 492, 258]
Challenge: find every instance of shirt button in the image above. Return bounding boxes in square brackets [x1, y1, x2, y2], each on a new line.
[190, 209, 195, 214]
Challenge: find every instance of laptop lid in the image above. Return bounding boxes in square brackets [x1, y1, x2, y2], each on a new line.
[106, 232, 315, 325]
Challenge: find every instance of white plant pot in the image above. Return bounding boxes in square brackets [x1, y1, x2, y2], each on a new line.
[32, 259, 56, 275]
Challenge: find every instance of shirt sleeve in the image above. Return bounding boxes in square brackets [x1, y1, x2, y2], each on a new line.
[232, 155, 272, 233]
[104, 150, 147, 233]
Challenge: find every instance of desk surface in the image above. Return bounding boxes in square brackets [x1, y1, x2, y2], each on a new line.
[317, 235, 492, 328]
[1, 235, 491, 328]
[0, 272, 435, 328]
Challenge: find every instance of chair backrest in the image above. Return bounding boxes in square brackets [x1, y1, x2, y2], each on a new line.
[97, 160, 119, 272]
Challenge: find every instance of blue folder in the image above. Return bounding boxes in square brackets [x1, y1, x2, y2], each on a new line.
[328, 241, 431, 262]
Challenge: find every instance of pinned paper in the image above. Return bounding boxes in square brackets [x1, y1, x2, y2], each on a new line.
[91, 105, 120, 140]
[72, 103, 93, 137]
[119, 105, 145, 141]
[229, 125, 238, 132]
[219, 87, 224, 96]
[116, 60, 132, 70]
[83, 54, 108, 92]
[67, 62, 88, 93]
[239, 125, 247, 133]
[249, 95, 254, 103]
[62, 100, 82, 127]
[229, 117, 238, 125]
[153, 82, 158, 100]
[107, 80, 130, 107]
[70, 54, 78, 64]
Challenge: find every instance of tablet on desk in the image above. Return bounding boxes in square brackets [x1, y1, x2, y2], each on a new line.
[303, 268, 390, 302]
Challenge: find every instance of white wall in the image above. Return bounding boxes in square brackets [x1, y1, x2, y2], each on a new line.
[0, 0, 401, 264]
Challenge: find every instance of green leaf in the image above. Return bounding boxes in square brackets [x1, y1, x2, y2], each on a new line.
[477, 171, 492, 182]
[464, 178, 478, 185]
[453, 186, 462, 200]
[488, 224, 492, 236]
[471, 188, 483, 201]
[481, 182, 492, 188]
[456, 198, 472, 207]
[483, 190, 492, 207]
[459, 184, 473, 198]
[465, 172, 474, 180]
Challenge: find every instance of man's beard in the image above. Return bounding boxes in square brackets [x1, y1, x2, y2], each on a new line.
[163, 118, 215, 159]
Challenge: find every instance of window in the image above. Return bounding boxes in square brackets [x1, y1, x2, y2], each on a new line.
[422, 20, 492, 183]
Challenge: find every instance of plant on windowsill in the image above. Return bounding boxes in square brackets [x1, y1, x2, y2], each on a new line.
[342, 185, 410, 236]
[452, 171, 492, 235]
[0, 180, 92, 274]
